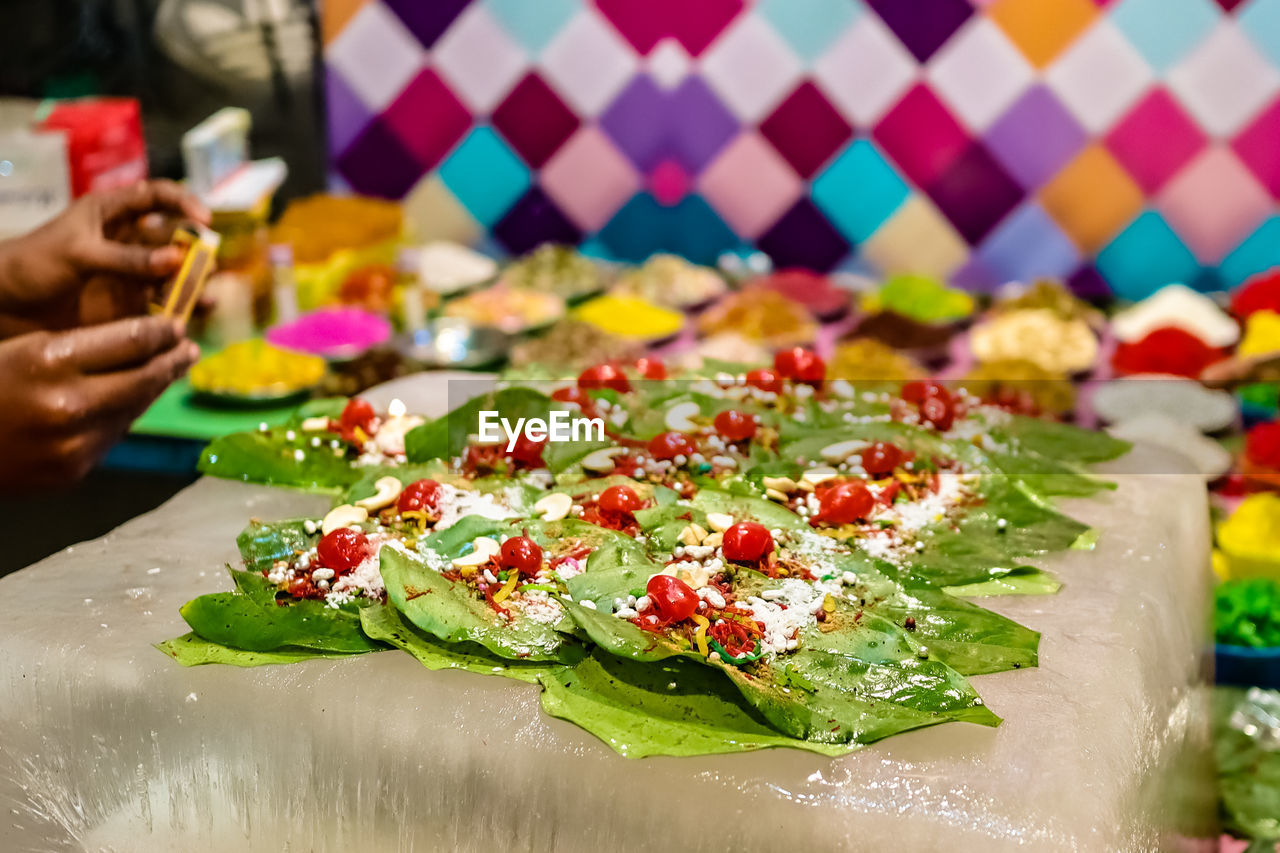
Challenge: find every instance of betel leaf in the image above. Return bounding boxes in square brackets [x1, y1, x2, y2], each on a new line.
[379, 542, 580, 663]
[538, 651, 854, 758]
[943, 568, 1062, 597]
[358, 605, 560, 684]
[868, 586, 1039, 676]
[179, 571, 384, 654]
[236, 520, 317, 573]
[985, 450, 1115, 499]
[155, 633, 365, 667]
[404, 387, 553, 462]
[199, 430, 358, 492]
[558, 598, 684, 662]
[999, 415, 1131, 464]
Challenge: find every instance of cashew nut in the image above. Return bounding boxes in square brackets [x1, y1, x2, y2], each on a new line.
[581, 446, 627, 472]
[762, 475, 797, 493]
[452, 536, 501, 568]
[701, 531, 724, 549]
[705, 512, 735, 532]
[300, 416, 330, 432]
[321, 504, 368, 535]
[765, 488, 789, 503]
[820, 440, 863, 463]
[355, 476, 403, 512]
[663, 401, 700, 433]
[802, 466, 839, 485]
[534, 492, 573, 522]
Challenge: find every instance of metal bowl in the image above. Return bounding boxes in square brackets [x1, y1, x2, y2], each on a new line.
[394, 318, 510, 369]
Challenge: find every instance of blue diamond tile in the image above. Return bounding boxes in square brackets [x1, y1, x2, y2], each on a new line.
[1239, 0, 1280, 67]
[485, 0, 577, 53]
[1110, 0, 1218, 72]
[1096, 210, 1201, 301]
[812, 139, 910, 244]
[976, 202, 1080, 285]
[438, 126, 531, 226]
[1220, 216, 1280, 288]
[598, 193, 738, 264]
[758, 0, 865, 61]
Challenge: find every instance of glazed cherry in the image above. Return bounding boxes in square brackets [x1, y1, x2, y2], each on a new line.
[508, 433, 546, 467]
[500, 536, 543, 578]
[578, 363, 631, 393]
[813, 482, 874, 526]
[647, 431, 696, 461]
[634, 357, 667, 380]
[901, 380, 950, 406]
[646, 574, 699, 624]
[773, 347, 825, 385]
[339, 398, 376, 432]
[599, 484, 644, 516]
[714, 409, 757, 442]
[745, 368, 783, 394]
[1247, 421, 1280, 469]
[860, 442, 905, 477]
[397, 478, 443, 514]
[552, 386, 590, 406]
[919, 395, 955, 431]
[722, 522, 774, 563]
[316, 527, 371, 573]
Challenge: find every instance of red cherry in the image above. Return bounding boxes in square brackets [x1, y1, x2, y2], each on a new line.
[1247, 421, 1280, 469]
[397, 479, 443, 514]
[500, 536, 543, 578]
[919, 395, 955, 431]
[722, 522, 774, 563]
[773, 347, 826, 384]
[578, 363, 632, 393]
[646, 574, 699, 624]
[713, 409, 757, 442]
[745, 368, 783, 394]
[508, 433, 546, 467]
[860, 442, 904, 477]
[647, 431, 696, 461]
[340, 398, 376, 432]
[552, 386, 590, 406]
[902, 380, 950, 406]
[813, 482, 874, 526]
[316, 527, 371, 574]
[599, 485, 644, 516]
[634, 357, 667, 380]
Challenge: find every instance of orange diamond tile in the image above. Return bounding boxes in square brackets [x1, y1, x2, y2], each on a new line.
[322, 0, 369, 44]
[1039, 144, 1144, 253]
[988, 0, 1098, 68]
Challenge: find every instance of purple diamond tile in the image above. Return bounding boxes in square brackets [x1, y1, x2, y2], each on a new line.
[492, 185, 583, 254]
[668, 77, 739, 172]
[383, 0, 472, 49]
[334, 119, 427, 199]
[867, 0, 973, 62]
[983, 86, 1087, 190]
[950, 255, 1001, 291]
[326, 69, 373, 157]
[756, 198, 852, 271]
[925, 142, 1023, 244]
[381, 69, 471, 172]
[601, 76, 670, 172]
[1067, 264, 1112, 301]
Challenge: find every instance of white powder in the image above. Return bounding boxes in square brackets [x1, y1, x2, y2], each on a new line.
[433, 484, 520, 530]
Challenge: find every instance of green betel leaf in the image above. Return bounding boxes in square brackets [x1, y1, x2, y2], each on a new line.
[985, 450, 1116, 498]
[358, 605, 561, 684]
[999, 415, 1131, 464]
[199, 430, 357, 492]
[943, 568, 1062, 597]
[868, 586, 1039, 676]
[156, 633, 367, 667]
[236, 520, 317, 573]
[539, 652, 854, 758]
[557, 598, 685, 662]
[380, 542, 579, 663]
[404, 387, 554, 462]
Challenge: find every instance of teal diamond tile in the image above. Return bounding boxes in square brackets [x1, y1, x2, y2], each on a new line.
[812, 139, 909, 244]
[1096, 210, 1201, 301]
[438, 126, 531, 226]
[1220, 216, 1280, 288]
[758, 0, 864, 62]
[1239, 0, 1280, 67]
[485, 0, 578, 53]
[1109, 0, 1218, 73]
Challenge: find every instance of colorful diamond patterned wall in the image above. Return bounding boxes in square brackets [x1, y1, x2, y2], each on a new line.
[322, 0, 1280, 299]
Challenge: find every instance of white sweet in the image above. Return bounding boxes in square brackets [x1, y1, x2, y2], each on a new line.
[1111, 283, 1239, 347]
[416, 241, 498, 294]
[1091, 375, 1237, 433]
[1108, 413, 1233, 480]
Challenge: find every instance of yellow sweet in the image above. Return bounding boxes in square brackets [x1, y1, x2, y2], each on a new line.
[970, 308, 1097, 374]
[1238, 309, 1280, 358]
[573, 295, 684, 341]
[190, 339, 326, 396]
[1218, 493, 1280, 579]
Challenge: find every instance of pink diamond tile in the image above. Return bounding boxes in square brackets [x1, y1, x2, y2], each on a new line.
[1156, 146, 1273, 263]
[649, 159, 691, 205]
[698, 132, 804, 239]
[759, 80, 852, 179]
[1233, 95, 1280, 197]
[1104, 88, 1208, 193]
[492, 73, 581, 168]
[872, 83, 972, 187]
[541, 125, 642, 230]
[381, 68, 471, 171]
[595, 0, 745, 56]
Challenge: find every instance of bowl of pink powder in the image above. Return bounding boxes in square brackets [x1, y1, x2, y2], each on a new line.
[266, 307, 392, 361]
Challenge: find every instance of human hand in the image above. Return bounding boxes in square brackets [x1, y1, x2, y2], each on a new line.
[0, 180, 210, 335]
[0, 316, 199, 489]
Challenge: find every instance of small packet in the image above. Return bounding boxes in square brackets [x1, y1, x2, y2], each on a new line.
[159, 223, 221, 322]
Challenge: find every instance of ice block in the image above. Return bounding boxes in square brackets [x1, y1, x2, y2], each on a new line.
[0, 381, 1215, 851]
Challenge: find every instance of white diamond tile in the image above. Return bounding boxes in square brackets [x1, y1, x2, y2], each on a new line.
[1167, 20, 1280, 137]
[432, 5, 528, 113]
[926, 17, 1033, 133]
[540, 9, 639, 117]
[648, 38, 692, 90]
[1044, 20, 1154, 134]
[699, 13, 803, 122]
[813, 14, 917, 127]
[326, 2, 426, 112]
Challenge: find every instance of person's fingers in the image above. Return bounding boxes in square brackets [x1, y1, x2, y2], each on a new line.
[76, 239, 184, 278]
[96, 179, 211, 227]
[135, 211, 182, 245]
[43, 315, 184, 373]
[79, 338, 199, 422]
